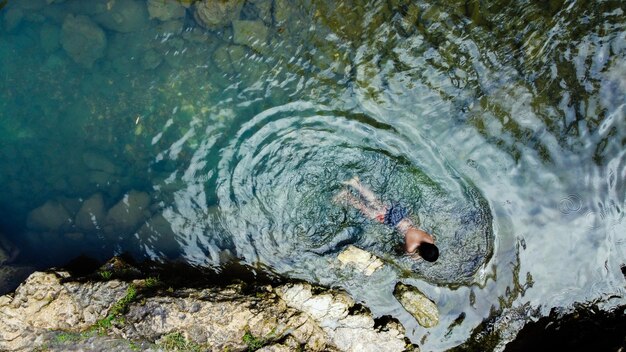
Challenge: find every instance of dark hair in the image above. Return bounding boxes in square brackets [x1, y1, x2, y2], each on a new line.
[418, 242, 439, 262]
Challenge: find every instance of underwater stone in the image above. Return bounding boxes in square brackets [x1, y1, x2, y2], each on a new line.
[141, 49, 162, 70]
[241, 0, 272, 25]
[193, 0, 244, 30]
[75, 193, 106, 233]
[105, 190, 151, 234]
[136, 213, 179, 258]
[40, 23, 61, 54]
[232, 20, 269, 53]
[94, 0, 149, 33]
[82, 151, 119, 174]
[147, 0, 186, 21]
[337, 245, 384, 276]
[273, 0, 295, 25]
[61, 15, 107, 68]
[393, 282, 439, 328]
[3, 8, 24, 32]
[26, 200, 72, 232]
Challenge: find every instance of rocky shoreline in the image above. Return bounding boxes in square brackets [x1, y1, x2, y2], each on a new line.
[0, 256, 417, 352]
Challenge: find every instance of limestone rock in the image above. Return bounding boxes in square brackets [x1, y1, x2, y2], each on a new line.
[94, 0, 149, 32]
[61, 15, 107, 68]
[394, 282, 439, 328]
[75, 193, 106, 232]
[0, 268, 409, 352]
[105, 190, 151, 234]
[278, 284, 407, 352]
[232, 20, 269, 52]
[147, 0, 186, 21]
[337, 245, 384, 276]
[193, 0, 244, 30]
[0, 272, 129, 351]
[26, 200, 71, 231]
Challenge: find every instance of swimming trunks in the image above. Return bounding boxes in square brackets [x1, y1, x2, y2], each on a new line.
[383, 204, 409, 227]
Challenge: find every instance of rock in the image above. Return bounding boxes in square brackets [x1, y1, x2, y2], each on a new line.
[135, 213, 179, 258]
[394, 282, 439, 328]
[3, 8, 24, 32]
[0, 271, 129, 351]
[0, 268, 409, 352]
[26, 200, 72, 231]
[82, 151, 120, 174]
[94, 0, 149, 32]
[241, 0, 272, 24]
[273, 0, 296, 25]
[232, 20, 269, 53]
[193, 0, 244, 30]
[147, 0, 186, 21]
[336, 245, 384, 276]
[75, 193, 106, 232]
[277, 284, 407, 351]
[141, 48, 162, 70]
[105, 190, 151, 234]
[61, 15, 107, 68]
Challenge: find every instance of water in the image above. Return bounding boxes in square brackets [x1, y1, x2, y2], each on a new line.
[0, 0, 625, 350]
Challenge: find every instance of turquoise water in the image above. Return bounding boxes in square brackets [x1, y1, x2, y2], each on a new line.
[1, 0, 625, 349]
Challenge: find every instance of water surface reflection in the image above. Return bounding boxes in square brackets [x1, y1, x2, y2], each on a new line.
[0, 0, 624, 349]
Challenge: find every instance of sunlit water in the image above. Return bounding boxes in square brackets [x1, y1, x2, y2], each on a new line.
[0, 0, 625, 350]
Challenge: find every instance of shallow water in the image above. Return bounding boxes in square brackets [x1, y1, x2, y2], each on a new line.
[0, 0, 625, 350]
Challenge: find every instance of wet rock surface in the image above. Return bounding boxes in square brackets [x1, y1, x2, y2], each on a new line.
[393, 283, 439, 328]
[0, 262, 412, 352]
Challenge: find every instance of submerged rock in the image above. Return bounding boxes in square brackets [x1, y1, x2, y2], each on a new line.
[147, 0, 186, 21]
[394, 282, 439, 328]
[26, 200, 72, 232]
[82, 151, 120, 174]
[75, 193, 106, 233]
[193, 0, 244, 30]
[105, 190, 151, 234]
[61, 15, 107, 68]
[337, 245, 384, 276]
[3, 8, 24, 32]
[94, 0, 149, 33]
[39, 23, 61, 54]
[232, 20, 269, 53]
[135, 213, 180, 259]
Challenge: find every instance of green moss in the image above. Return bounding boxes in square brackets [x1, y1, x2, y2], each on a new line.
[242, 331, 265, 351]
[144, 276, 161, 288]
[99, 270, 113, 280]
[90, 284, 139, 334]
[158, 331, 202, 352]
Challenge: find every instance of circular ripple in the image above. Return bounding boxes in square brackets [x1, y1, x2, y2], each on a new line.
[217, 101, 494, 286]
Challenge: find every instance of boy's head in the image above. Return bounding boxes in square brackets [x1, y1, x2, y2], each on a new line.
[418, 242, 439, 262]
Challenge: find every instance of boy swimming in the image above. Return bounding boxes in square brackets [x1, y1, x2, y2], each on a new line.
[335, 177, 439, 262]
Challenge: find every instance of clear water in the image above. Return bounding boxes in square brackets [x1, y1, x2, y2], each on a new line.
[0, 0, 625, 349]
